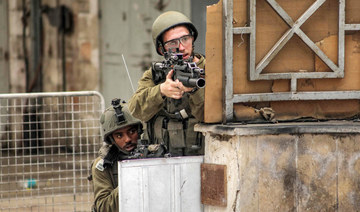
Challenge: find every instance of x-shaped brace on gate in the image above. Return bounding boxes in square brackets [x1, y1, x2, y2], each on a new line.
[254, 0, 343, 81]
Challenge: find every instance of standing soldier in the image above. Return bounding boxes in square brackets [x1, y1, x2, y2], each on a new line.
[128, 11, 205, 156]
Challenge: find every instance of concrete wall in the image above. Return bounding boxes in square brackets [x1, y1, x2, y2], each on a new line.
[5, 0, 99, 93]
[196, 122, 360, 211]
[0, 0, 9, 93]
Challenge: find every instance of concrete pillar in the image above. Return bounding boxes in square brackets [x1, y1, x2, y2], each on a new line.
[196, 121, 360, 211]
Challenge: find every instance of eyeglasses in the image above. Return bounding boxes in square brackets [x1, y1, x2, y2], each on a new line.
[163, 34, 193, 50]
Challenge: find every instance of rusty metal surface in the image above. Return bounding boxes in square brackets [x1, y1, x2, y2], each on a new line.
[222, 0, 360, 122]
[195, 121, 360, 136]
[201, 163, 227, 207]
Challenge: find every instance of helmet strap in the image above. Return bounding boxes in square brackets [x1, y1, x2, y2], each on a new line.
[137, 125, 143, 137]
[191, 43, 196, 58]
[158, 43, 165, 55]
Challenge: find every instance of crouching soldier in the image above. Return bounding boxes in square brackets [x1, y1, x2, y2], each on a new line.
[90, 99, 165, 212]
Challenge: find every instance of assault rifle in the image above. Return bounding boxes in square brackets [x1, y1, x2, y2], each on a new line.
[151, 49, 205, 88]
[125, 140, 169, 159]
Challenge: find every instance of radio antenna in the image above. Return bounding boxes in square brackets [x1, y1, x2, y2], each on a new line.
[122, 54, 135, 93]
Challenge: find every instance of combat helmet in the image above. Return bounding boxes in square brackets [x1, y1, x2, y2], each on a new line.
[152, 11, 198, 55]
[100, 98, 143, 145]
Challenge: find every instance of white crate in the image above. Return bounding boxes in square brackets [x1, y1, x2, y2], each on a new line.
[118, 156, 204, 212]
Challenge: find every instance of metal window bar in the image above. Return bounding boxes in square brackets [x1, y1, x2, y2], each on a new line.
[0, 91, 105, 212]
[222, 0, 360, 122]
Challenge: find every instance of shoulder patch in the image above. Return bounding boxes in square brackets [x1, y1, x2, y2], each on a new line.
[95, 159, 105, 171]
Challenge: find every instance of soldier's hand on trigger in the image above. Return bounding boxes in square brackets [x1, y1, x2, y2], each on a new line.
[160, 70, 188, 99]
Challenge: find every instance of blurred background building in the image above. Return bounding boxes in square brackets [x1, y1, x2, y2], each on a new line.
[0, 0, 218, 106]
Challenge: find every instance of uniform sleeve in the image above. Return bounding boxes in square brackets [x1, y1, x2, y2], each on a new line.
[128, 69, 165, 122]
[92, 158, 119, 212]
[189, 87, 204, 122]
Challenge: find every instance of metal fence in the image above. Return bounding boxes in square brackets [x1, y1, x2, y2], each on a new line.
[0, 91, 105, 212]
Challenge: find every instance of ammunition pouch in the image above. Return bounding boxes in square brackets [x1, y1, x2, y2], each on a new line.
[168, 120, 186, 148]
[149, 114, 203, 156]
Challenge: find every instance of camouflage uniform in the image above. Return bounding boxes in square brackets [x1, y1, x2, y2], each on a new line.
[90, 102, 143, 212]
[91, 144, 122, 212]
[128, 54, 205, 122]
[128, 11, 205, 156]
[128, 54, 205, 156]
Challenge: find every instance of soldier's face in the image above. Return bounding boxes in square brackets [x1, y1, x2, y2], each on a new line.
[162, 26, 193, 60]
[112, 125, 138, 152]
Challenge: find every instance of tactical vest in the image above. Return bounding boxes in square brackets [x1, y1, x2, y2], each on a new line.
[146, 94, 204, 156]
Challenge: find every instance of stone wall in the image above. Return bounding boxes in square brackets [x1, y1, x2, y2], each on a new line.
[196, 122, 360, 211]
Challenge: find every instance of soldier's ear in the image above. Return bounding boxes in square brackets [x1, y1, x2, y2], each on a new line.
[159, 41, 169, 55]
[158, 45, 164, 55]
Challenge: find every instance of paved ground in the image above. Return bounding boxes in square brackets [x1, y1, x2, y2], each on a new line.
[0, 193, 93, 212]
[0, 153, 95, 212]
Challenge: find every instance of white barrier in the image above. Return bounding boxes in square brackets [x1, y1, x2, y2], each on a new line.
[118, 156, 204, 212]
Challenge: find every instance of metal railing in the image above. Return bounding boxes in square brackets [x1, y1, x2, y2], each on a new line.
[222, 0, 360, 122]
[0, 91, 105, 212]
